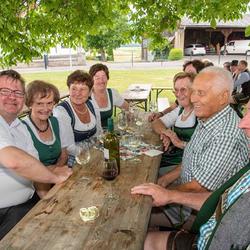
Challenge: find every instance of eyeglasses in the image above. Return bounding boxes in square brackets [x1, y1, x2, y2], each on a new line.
[172, 88, 188, 95]
[0, 88, 25, 98]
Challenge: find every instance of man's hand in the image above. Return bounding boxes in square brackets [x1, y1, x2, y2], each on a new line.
[52, 165, 72, 184]
[131, 183, 171, 207]
[148, 112, 162, 122]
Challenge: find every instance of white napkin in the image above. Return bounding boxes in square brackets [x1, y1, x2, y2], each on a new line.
[143, 149, 163, 157]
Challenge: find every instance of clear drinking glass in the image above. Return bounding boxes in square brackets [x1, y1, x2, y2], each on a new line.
[134, 109, 144, 132]
[117, 111, 128, 134]
[128, 133, 141, 163]
[101, 158, 119, 199]
[75, 142, 91, 165]
[149, 101, 157, 113]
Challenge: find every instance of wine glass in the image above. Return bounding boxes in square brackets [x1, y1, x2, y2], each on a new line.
[92, 129, 107, 149]
[127, 133, 141, 163]
[101, 158, 119, 199]
[75, 142, 91, 165]
[149, 101, 157, 113]
[134, 109, 144, 132]
[117, 111, 128, 135]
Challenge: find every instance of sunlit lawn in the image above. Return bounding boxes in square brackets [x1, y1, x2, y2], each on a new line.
[22, 68, 180, 103]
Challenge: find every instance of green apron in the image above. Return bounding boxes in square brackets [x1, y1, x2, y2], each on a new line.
[23, 116, 61, 166]
[100, 88, 113, 128]
[160, 108, 197, 168]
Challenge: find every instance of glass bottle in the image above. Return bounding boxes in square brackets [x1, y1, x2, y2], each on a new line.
[103, 118, 120, 174]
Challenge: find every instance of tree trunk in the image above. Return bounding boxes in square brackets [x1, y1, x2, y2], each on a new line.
[99, 48, 106, 61]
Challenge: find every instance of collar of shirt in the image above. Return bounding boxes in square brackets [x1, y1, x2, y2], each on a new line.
[197, 105, 231, 130]
[0, 115, 21, 129]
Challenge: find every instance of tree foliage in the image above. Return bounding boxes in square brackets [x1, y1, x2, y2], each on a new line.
[128, 0, 249, 39]
[0, 0, 122, 66]
[0, 0, 249, 67]
[86, 15, 131, 61]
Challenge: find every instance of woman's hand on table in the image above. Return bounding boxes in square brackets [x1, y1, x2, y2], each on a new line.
[131, 183, 172, 207]
[51, 165, 73, 184]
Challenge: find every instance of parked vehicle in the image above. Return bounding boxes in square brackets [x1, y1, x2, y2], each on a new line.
[184, 44, 206, 56]
[221, 40, 250, 55]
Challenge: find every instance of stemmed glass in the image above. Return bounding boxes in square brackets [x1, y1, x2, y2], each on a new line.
[149, 101, 157, 113]
[127, 133, 142, 163]
[101, 158, 119, 199]
[117, 111, 128, 135]
[75, 141, 91, 165]
[134, 109, 144, 132]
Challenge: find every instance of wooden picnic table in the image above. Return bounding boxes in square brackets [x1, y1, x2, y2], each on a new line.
[122, 84, 152, 111]
[149, 86, 173, 102]
[0, 127, 161, 250]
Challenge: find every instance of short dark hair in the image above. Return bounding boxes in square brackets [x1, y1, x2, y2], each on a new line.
[89, 63, 109, 80]
[183, 60, 205, 73]
[67, 70, 93, 90]
[173, 72, 196, 85]
[231, 60, 238, 66]
[0, 69, 25, 91]
[25, 80, 60, 107]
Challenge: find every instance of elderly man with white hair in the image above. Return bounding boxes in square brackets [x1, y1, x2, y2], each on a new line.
[132, 67, 249, 234]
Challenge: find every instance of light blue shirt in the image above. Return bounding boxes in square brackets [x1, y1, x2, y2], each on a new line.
[198, 170, 250, 249]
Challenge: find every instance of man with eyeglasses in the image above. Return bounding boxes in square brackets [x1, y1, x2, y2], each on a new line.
[0, 70, 72, 240]
[135, 67, 249, 233]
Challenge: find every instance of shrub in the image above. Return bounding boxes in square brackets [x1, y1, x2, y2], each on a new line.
[168, 48, 183, 61]
[85, 55, 96, 60]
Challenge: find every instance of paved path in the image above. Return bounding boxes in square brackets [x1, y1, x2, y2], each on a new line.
[12, 55, 250, 73]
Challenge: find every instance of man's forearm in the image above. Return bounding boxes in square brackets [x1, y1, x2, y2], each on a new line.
[172, 179, 209, 193]
[159, 165, 181, 187]
[0, 146, 60, 183]
[169, 189, 211, 211]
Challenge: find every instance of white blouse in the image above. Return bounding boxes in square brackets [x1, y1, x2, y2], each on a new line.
[53, 98, 102, 154]
[160, 106, 196, 128]
[91, 88, 125, 112]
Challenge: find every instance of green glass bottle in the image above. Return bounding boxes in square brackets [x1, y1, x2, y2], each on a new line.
[103, 118, 120, 174]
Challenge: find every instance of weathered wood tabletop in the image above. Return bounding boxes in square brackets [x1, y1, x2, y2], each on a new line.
[122, 84, 152, 111]
[0, 128, 161, 250]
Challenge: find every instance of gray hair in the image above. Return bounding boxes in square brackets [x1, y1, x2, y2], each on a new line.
[199, 66, 233, 95]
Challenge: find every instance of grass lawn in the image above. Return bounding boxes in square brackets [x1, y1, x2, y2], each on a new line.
[113, 47, 141, 62]
[22, 68, 180, 104]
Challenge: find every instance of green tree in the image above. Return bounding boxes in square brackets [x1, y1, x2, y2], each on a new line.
[0, 0, 123, 66]
[86, 15, 131, 61]
[129, 0, 249, 38]
[0, 0, 249, 67]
